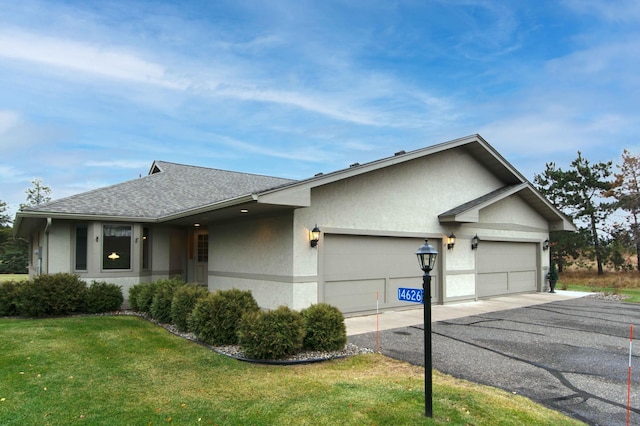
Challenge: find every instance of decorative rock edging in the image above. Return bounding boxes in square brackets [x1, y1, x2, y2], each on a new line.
[116, 310, 374, 365]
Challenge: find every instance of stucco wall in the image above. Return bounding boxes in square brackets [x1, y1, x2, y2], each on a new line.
[208, 213, 316, 310]
[296, 150, 504, 237]
[292, 149, 552, 304]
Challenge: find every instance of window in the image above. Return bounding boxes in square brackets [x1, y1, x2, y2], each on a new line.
[197, 234, 208, 262]
[75, 225, 88, 271]
[103, 225, 132, 270]
[142, 227, 151, 270]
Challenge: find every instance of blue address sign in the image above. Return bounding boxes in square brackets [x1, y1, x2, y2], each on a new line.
[397, 287, 423, 304]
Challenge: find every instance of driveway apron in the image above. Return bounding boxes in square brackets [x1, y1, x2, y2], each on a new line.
[348, 297, 640, 426]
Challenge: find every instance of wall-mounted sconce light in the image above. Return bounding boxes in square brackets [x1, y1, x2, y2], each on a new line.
[96, 236, 99, 243]
[471, 234, 480, 250]
[543, 239, 550, 250]
[310, 225, 321, 248]
[447, 233, 456, 250]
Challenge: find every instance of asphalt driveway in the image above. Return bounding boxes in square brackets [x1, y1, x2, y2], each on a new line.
[348, 296, 640, 426]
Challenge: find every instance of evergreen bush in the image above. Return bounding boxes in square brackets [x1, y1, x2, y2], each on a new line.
[15, 273, 86, 317]
[85, 281, 124, 313]
[129, 282, 158, 313]
[150, 278, 186, 323]
[237, 306, 306, 360]
[171, 284, 209, 332]
[0, 280, 21, 316]
[300, 303, 347, 351]
[188, 288, 259, 345]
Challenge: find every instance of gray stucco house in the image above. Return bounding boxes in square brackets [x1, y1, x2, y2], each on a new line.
[14, 134, 574, 314]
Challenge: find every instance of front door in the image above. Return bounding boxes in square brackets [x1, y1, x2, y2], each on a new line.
[190, 229, 208, 286]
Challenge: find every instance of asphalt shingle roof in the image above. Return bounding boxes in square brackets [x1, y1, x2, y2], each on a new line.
[24, 161, 296, 219]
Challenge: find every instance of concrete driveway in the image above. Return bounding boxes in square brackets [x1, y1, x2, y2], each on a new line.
[347, 295, 640, 426]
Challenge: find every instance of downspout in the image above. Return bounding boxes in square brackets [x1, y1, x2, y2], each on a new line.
[43, 217, 52, 275]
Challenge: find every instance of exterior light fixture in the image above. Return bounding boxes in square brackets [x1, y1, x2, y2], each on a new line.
[543, 239, 550, 250]
[310, 225, 321, 248]
[471, 234, 480, 250]
[447, 233, 456, 250]
[415, 239, 438, 418]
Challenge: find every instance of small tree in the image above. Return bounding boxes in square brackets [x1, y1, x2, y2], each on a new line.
[0, 200, 11, 226]
[20, 178, 52, 210]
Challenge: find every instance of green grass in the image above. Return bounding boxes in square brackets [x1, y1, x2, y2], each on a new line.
[0, 274, 28, 283]
[0, 316, 584, 425]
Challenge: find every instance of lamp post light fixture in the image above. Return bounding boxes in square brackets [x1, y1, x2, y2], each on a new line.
[415, 239, 438, 418]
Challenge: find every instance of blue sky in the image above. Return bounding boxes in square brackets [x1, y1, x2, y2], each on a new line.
[1, 0, 639, 218]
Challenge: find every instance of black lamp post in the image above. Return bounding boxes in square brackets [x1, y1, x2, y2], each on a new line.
[416, 239, 438, 418]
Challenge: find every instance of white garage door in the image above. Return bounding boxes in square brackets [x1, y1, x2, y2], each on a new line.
[322, 234, 439, 314]
[477, 241, 537, 298]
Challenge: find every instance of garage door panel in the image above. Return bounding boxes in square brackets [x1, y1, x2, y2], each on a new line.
[478, 272, 508, 297]
[477, 241, 537, 298]
[509, 271, 536, 292]
[325, 278, 385, 312]
[323, 234, 439, 313]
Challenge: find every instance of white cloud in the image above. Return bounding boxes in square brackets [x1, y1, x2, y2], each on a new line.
[0, 110, 21, 134]
[562, 0, 640, 23]
[0, 29, 188, 89]
[85, 160, 150, 169]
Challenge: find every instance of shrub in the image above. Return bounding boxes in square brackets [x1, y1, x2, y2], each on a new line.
[300, 303, 347, 351]
[129, 282, 158, 313]
[15, 273, 87, 317]
[127, 283, 143, 311]
[0, 280, 21, 316]
[150, 278, 186, 323]
[171, 284, 209, 332]
[85, 281, 124, 313]
[188, 288, 259, 345]
[237, 306, 306, 360]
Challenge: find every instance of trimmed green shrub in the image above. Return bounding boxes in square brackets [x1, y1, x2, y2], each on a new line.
[171, 284, 209, 332]
[127, 283, 143, 311]
[15, 273, 87, 317]
[301, 303, 347, 351]
[237, 306, 306, 360]
[0, 280, 21, 316]
[188, 288, 259, 345]
[129, 282, 158, 313]
[85, 281, 124, 313]
[150, 278, 186, 323]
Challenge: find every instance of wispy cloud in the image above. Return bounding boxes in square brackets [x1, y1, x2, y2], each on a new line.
[0, 29, 187, 89]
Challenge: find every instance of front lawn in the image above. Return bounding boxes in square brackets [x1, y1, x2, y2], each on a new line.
[0, 274, 28, 283]
[0, 315, 583, 425]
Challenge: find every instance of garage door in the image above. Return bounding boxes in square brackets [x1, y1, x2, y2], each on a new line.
[322, 234, 439, 314]
[477, 241, 537, 298]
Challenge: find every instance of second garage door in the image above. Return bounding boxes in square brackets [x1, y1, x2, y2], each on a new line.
[322, 234, 439, 314]
[477, 241, 537, 298]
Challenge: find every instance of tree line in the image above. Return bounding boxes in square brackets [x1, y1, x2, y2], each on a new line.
[534, 150, 640, 274]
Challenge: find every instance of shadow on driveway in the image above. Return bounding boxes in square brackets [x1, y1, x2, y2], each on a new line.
[348, 297, 640, 426]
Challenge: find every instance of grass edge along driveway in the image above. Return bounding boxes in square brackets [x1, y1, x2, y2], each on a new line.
[0, 315, 585, 425]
